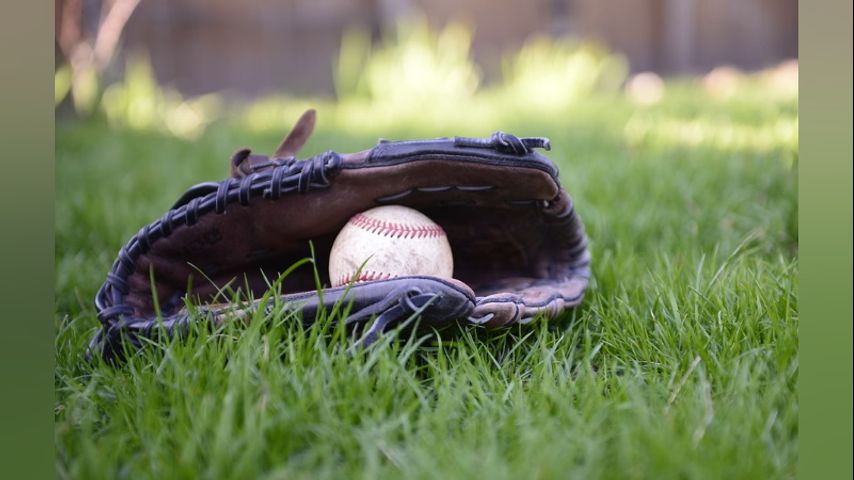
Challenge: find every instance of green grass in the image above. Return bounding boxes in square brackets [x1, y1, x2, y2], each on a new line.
[56, 82, 798, 479]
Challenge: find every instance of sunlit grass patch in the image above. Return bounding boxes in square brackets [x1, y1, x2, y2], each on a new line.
[624, 114, 798, 155]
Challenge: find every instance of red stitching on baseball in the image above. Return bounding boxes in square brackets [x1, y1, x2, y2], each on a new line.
[350, 213, 445, 239]
[334, 270, 393, 287]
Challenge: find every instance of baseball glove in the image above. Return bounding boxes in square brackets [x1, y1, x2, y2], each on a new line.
[89, 109, 591, 362]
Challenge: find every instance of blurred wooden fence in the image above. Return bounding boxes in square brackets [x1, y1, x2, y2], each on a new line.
[99, 0, 796, 96]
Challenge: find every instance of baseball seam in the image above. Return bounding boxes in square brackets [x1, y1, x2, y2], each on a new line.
[349, 213, 445, 239]
[334, 270, 394, 287]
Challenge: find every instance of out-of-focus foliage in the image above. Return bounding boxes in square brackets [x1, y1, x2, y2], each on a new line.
[55, 64, 73, 106]
[335, 20, 480, 106]
[56, 19, 797, 148]
[100, 56, 221, 140]
[333, 28, 373, 102]
[65, 65, 100, 116]
[331, 22, 629, 123]
[243, 23, 635, 136]
[500, 37, 628, 109]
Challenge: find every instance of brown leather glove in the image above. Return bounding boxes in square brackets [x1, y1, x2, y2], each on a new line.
[90, 109, 591, 362]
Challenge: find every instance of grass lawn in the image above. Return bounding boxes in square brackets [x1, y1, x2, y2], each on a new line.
[55, 82, 798, 479]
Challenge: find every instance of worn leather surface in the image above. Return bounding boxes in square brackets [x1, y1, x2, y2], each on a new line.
[90, 110, 591, 362]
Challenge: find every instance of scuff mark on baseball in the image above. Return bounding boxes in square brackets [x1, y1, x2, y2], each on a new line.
[328, 205, 454, 287]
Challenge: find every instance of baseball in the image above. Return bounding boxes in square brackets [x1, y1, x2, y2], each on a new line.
[328, 205, 454, 287]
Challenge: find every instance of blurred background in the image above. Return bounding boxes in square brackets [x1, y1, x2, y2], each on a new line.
[58, 0, 797, 97]
[121, 0, 796, 95]
[55, 0, 797, 135]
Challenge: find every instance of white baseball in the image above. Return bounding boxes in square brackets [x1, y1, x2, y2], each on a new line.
[328, 205, 454, 287]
